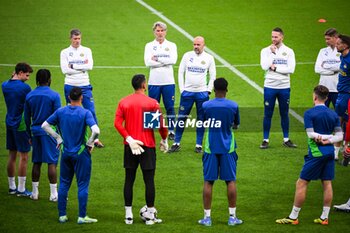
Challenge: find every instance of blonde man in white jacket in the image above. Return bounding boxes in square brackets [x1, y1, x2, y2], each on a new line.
[144, 22, 177, 140]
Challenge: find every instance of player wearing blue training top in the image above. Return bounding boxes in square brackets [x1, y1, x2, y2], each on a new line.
[335, 34, 350, 122]
[198, 78, 243, 227]
[24, 69, 61, 201]
[2, 63, 33, 197]
[333, 34, 350, 162]
[42, 87, 100, 224]
[276, 85, 343, 225]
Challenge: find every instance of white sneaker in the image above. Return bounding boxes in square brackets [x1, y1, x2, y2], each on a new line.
[30, 193, 39, 200]
[49, 195, 58, 202]
[334, 203, 350, 212]
[59, 215, 68, 223]
[154, 217, 162, 223]
[145, 219, 156, 225]
[77, 216, 98, 224]
[145, 216, 162, 225]
[125, 217, 133, 224]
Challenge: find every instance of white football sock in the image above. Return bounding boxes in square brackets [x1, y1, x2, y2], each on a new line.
[334, 146, 340, 158]
[8, 177, 16, 190]
[147, 207, 155, 219]
[320, 206, 330, 220]
[196, 144, 202, 148]
[289, 206, 301, 219]
[125, 206, 133, 218]
[229, 207, 236, 217]
[204, 209, 211, 218]
[263, 139, 269, 142]
[18, 176, 26, 192]
[50, 183, 57, 197]
[283, 138, 290, 142]
[32, 182, 39, 195]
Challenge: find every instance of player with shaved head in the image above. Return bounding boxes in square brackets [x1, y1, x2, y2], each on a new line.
[168, 36, 216, 153]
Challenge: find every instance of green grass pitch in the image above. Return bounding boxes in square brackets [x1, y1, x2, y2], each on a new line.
[0, 0, 350, 232]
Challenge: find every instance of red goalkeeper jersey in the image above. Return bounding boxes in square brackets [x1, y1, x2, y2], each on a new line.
[114, 92, 168, 148]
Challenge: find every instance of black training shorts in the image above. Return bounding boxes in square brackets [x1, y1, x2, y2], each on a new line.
[124, 145, 156, 170]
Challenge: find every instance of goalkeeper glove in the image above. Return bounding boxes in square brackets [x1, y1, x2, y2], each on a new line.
[160, 139, 168, 152]
[342, 146, 350, 167]
[126, 136, 144, 155]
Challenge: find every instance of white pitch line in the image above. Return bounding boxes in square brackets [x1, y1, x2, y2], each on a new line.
[0, 64, 148, 69]
[0, 63, 313, 69]
[230, 61, 314, 67]
[136, 0, 305, 124]
[0, 64, 60, 68]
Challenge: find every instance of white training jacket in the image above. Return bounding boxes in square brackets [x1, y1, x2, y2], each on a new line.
[144, 39, 177, 85]
[315, 46, 341, 92]
[260, 43, 295, 89]
[60, 45, 93, 86]
[178, 50, 216, 93]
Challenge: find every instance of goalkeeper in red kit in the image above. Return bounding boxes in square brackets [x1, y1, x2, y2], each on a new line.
[114, 74, 168, 225]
